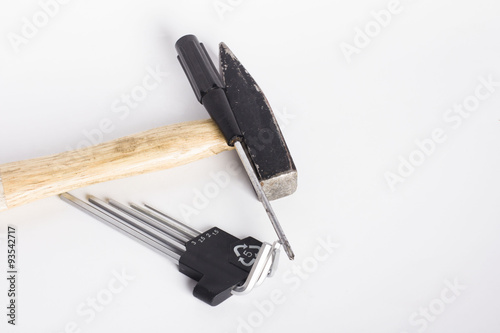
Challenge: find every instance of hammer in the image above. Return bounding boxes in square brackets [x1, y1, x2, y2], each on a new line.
[0, 35, 297, 258]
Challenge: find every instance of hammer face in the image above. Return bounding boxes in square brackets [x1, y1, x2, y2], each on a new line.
[219, 43, 298, 201]
[261, 171, 298, 202]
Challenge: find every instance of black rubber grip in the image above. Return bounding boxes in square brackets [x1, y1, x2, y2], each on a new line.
[175, 35, 242, 145]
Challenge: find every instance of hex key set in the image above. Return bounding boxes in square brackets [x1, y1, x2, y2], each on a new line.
[61, 193, 279, 306]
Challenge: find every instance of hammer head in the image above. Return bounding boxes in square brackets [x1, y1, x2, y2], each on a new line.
[219, 43, 297, 201]
[176, 35, 297, 201]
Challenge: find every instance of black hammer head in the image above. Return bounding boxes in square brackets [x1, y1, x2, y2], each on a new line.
[176, 35, 297, 201]
[219, 43, 297, 201]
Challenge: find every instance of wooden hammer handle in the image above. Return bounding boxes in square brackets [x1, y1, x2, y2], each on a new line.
[0, 119, 232, 212]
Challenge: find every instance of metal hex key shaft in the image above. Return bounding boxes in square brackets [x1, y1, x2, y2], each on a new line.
[234, 141, 294, 260]
[60, 193, 184, 262]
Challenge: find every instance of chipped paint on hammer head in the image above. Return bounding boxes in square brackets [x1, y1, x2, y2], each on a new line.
[219, 41, 298, 201]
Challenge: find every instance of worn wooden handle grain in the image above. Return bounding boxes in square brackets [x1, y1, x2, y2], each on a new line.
[0, 119, 232, 212]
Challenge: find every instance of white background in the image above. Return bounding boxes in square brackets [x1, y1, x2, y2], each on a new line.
[1, 0, 500, 332]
